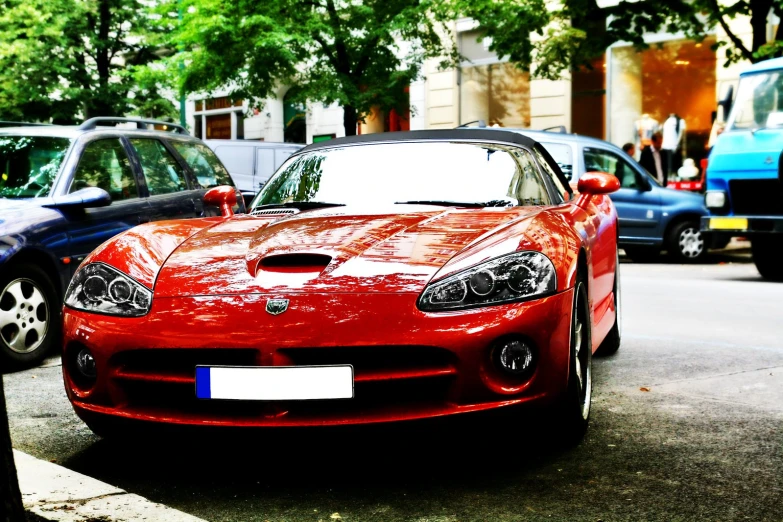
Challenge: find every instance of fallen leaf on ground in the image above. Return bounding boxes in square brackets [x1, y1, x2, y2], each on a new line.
[639, 387, 650, 392]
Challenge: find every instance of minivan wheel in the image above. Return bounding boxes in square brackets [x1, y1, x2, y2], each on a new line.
[668, 221, 706, 262]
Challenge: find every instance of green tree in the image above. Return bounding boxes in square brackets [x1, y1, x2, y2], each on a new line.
[455, 0, 783, 80]
[159, 0, 457, 135]
[0, 0, 177, 123]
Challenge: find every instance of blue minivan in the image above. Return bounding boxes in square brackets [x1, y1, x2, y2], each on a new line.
[0, 118, 243, 368]
[492, 129, 718, 263]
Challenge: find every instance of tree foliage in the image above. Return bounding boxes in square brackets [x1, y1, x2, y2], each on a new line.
[159, 0, 458, 135]
[456, 0, 783, 80]
[0, 0, 177, 123]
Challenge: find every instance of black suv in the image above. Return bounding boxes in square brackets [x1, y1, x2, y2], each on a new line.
[0, 117, 243, 368]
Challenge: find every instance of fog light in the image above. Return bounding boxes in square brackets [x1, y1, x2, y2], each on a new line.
[75, 348, 96, 379]
[495, 339, 534, 376]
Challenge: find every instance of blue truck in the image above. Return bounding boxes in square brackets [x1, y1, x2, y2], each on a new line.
[702, 57, 783, 281]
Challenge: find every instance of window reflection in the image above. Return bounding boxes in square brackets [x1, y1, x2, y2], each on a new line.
[254, 142, 553, 207]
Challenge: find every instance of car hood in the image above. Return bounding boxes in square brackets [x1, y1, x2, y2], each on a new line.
[0, 198, 63, 238]
[153, 205, 543, 297]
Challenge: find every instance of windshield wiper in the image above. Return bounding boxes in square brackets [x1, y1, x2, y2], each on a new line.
[251, 201, 345, 211]
[395, 200, 515, 208]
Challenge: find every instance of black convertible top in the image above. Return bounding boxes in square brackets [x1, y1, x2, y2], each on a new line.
[299, 129, 537, 153]
[297, 129, 572, 195]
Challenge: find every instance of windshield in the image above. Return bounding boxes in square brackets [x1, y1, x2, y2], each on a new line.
[0, 136, 72, 198]
[251, 142, 552, 208]
[727, 71, 783, 130]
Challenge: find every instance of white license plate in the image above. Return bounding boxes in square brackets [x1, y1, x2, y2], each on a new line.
[195, 365, 354, 401]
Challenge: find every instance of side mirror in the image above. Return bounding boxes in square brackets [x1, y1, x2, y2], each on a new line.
[44, 187, 112, 209]
[575, 172, 620, 208]
[204, 185, 238, 218]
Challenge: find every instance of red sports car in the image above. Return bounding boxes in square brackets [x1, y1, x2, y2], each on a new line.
[61, 129, 621, 443]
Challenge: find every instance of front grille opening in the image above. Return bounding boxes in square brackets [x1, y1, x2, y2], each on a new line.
[113, 349, 258, 378]
[278, 345, 454, 373]
[730, 179, 783, 216]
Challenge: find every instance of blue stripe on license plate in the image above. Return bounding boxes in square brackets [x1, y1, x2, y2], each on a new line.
[195, 366, 211, 399]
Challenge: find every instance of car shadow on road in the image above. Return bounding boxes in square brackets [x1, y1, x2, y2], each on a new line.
[62, 410, 578, 495]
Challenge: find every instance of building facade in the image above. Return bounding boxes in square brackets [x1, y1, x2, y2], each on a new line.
[188, 11, 766, 174]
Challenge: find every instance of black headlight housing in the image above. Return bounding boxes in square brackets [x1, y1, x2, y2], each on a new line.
[418, 251, 557, 312]
[65, 262, 152, 317]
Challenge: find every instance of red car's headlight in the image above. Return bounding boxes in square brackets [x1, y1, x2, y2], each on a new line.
[418, 251, 557, 312]
[65, 262, 152, 317]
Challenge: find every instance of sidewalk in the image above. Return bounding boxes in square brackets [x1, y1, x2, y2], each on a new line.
[15, 450, 206, 522]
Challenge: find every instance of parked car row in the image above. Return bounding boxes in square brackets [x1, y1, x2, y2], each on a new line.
[0, 117, 244, 367]
[485, 129, 722, 262]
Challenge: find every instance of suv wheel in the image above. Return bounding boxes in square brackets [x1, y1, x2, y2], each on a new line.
[0, 265, 59, 369]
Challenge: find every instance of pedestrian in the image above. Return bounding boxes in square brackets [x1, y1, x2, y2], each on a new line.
[638, 131, 670, 185]
[622, 142, 636, 159]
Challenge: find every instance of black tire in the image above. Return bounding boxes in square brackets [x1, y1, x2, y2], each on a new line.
[0, 264, 59, 370]
[596, 252, 621, 356]
[622, 246, 660, 263]
[751, 238, 783, 281]
[549, 277, 592, 446]
[667, 220, 707, 262]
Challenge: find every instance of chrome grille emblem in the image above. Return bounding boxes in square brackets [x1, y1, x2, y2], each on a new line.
[265, 298, 289, 315]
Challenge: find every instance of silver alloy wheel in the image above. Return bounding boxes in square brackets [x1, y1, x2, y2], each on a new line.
[678, 226, 704, 258]
[0, 278, 49, 354]
[574, 286, 592, 420]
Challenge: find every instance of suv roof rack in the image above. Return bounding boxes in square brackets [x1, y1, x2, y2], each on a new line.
[541, 125, 566, 133]
[79, 117, 188, 135]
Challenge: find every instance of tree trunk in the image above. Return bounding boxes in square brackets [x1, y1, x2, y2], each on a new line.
[0, 373, 25, 522]
[343, 105, 358, 136]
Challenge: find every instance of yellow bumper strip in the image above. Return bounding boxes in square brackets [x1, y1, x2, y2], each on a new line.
[709, 217, 749, 231]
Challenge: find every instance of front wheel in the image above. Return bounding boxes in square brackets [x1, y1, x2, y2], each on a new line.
[751, 238, 783, 281]
[668, 221, 707, 262]
[550, 278, 592, 446]
[0, 265, 59, 369]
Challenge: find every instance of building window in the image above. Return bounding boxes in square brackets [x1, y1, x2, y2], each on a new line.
[206, 114, 232, 139]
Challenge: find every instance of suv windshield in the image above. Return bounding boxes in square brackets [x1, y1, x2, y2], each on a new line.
[728, 71, 783, 130]
[0, 136, 71, 198]
[251, 142, 551, 208]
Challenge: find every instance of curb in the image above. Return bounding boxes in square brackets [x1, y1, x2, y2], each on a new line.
[14, 450, 207, 522]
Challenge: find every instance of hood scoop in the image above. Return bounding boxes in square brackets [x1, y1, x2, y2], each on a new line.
[257, 253, 333, 274]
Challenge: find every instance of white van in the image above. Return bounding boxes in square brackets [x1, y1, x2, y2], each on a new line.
[204, 140, 304, 202]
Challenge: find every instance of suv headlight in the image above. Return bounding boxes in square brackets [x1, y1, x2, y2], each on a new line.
[65, 263, 152, 317]
[705, 191, 727, 209]
[418, 251, 557, 311]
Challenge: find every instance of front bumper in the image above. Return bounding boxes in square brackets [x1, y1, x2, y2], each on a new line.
[700, 216, 783, 240]
[62, 290, 574, 428]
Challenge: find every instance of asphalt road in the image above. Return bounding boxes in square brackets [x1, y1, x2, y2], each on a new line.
[5, 253, 783, 522]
